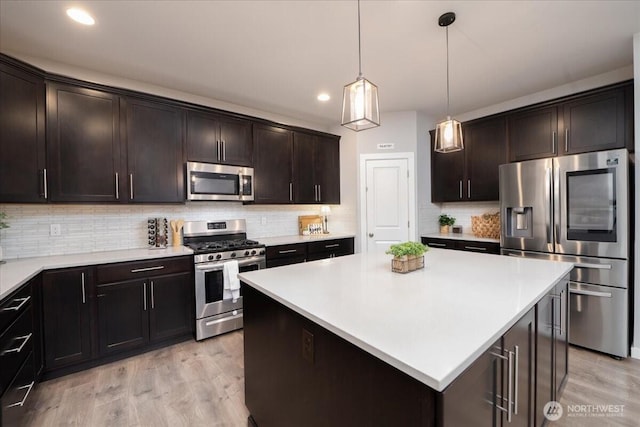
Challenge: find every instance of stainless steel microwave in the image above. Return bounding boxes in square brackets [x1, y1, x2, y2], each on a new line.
[186, 162, 254, 201]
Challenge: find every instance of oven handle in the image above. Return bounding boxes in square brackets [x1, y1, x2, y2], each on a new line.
[196, 258, 264, 271]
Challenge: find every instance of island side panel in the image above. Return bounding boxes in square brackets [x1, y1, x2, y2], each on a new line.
[243, 283, 436, 427]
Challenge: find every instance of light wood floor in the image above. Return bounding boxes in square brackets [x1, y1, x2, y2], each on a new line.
[21, 334, 640, 426]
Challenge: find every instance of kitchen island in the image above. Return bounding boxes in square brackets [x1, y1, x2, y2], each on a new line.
[239, 249, 573, 427]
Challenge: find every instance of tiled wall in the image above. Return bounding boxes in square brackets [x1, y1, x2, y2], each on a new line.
[438, 201, 500, 233]
[0, 203, 356, 259]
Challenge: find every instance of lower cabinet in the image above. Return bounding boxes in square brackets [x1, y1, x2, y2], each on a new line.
[266, 243, 306, 268]
[307, 238, 354, 261]
[266, 238, 355, 268]
[422, 237, 500, 255]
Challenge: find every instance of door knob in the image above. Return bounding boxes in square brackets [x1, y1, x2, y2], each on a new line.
[368, 233, 374, 237]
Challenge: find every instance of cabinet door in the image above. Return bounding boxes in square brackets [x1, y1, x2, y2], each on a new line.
[149, 272, 193, 342]
[552, 280, 569, 397]
[430, 131, 464, 202]
[535, 291, 553, 427]
[123, 97, 185, 203]
[42, 268, 93, 369]
[97, 279, 149, 356]
[293, 132, 316, 203]
[502, 307, 535, 427]
[316, 135, 340, 204]
[219, 116, 253, 166]
[186, 110, 220, 164]
[47, 83, 121, 202]
[562, 88, 625, 155]
[0, 62, 46, 202]
[508, 106, 558, 162]
[464, 116, 506, 201]
[253, 124, 293, 204]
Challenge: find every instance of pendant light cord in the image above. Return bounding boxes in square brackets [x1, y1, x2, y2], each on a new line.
[357, 0, 362, 78]
[445, 25, 450, 117]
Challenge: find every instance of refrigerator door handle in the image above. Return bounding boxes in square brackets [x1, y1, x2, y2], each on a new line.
[546, 167, 553, 244]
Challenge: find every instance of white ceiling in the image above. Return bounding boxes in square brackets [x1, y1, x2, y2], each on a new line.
[1, 1, 639, 128]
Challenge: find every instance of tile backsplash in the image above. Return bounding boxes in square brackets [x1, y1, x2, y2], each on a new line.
[0, 203, 355, 259]
[438, 202, 500, 233]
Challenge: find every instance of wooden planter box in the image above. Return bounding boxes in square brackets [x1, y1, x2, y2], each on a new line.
[391, 255, 425, 274]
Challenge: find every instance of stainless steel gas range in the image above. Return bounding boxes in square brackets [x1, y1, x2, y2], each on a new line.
[183, 219, 266, 341]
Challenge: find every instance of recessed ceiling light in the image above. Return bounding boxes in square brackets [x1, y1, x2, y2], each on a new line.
[317, 93, 330, 102]
[66, 8, 95, 26]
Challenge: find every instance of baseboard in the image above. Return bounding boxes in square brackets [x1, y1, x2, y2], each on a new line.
[630, 346, 640, 359]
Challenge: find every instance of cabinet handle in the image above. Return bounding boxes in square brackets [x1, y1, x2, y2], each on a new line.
[115, 172, 119, 200]
[467, 179, 470, 199]
[565, 128, 569, 152]
[278, 249, 298, 254]
[513, 345, 519, 415]
[325, 244, 339, 248]
[131, 265, 165, 273]
[143, 282, 147, 311]
[428, 242, 446, 247]
[314, 185, 317, 201]
[318, 185, 321, 201]
[129, 173, 134, 199]
[491, 348, 514, 422]
[464, 245, 487, 251]
[459, 180, 463, 199]
[5, 381, 35, 408]
[151, 281, 155, 309]
[550, 293, 566, 335]
[1, 296, 31, 312]
[42, 168, 48, 199]
[81, 272, 86, 304]
[289, 182, 293, 202]
[552, 131, 557, 154]
[222, 140, 226, 161]
[1, 333, 32, 355]
[216, 140, 221, 161]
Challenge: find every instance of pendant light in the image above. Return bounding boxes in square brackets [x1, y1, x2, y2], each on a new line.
[341, 0, 380, 131]
[434, 12, 463, 153]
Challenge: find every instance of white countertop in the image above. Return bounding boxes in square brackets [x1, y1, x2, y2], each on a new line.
[239, 249, 572, 392]
[258, 233, 355, 247]
[0, 247, 193, 301]
[422, 232, 500, 243]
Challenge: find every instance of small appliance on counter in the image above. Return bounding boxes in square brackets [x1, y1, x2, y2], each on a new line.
[147, 217, 168, 248]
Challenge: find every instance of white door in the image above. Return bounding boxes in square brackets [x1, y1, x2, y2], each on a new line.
[363, 157, 411, 253]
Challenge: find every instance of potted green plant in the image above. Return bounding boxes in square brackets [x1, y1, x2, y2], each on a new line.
[0, 212, 8, 263]
[386, 241, 429, 273]
[438, 214, 456, 234]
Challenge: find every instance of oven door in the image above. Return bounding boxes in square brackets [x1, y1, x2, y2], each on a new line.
[554, 149, 629, 259]
[195, 256, 265, 319]
[186, 162, 254, 201]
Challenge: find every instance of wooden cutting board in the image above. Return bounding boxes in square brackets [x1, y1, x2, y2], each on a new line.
[299, 215, 323, 235]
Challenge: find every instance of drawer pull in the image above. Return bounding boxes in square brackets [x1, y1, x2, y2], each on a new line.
[6, 381, 35, 408]
[428, 243, 446, 247]
[131, 266, 165, 273]
[1, 297, 31, 312]
[278, 249, 298, 254]
[464, 246, 487, 251]
[324, 244, 340, 248]
[2, 333, 32, 355]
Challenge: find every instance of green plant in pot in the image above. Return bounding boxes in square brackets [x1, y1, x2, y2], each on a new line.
[385, 241, 428, 259]
[438, 214, 455, 233]
[0, 212, 8, 263]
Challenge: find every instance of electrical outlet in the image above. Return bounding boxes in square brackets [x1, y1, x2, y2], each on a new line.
[302, 328, 314, 364]
[261, 216, 267, 226]
[50, 224, 61, 236]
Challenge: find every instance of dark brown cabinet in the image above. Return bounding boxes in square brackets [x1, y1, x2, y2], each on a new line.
[253, 124, 293, 204]
[431, 116, 506, 202]
[46, 83, 121, 202]
[508, 106, 558, 162]
[307, 238, 354, 261]
[0, 60, 46, 203]
[421, 236, 500, 255]
[122, 97, 185, 203]
[293, 132, 341, 204]
[42, 267, 94, 370]
[148, 272, 193, 342]
[187, 110, 253, 166]
[266, 238, 355, 267]
[266, 243, 306, 268]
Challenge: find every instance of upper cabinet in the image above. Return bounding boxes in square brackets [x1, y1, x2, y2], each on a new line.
[431, 115, 506, 202]
[0, 60, 46, 202]
[253, 124, 293, 204]
[508, 82, 633, 162]
[293, 132, 340, 204]
[186, 110, 252, 166]
[122, 97, 185, 203]
[46, 82, 121, 202]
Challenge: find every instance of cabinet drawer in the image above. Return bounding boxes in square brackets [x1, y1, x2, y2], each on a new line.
[1, 351, 36, 426]
[457, 240, 500, 254]
[0, 281, 32, 332]
[421, 237, 457, 250]
[96, 256, 192, 284]
[266, 244, 307, 260]
[1, 306, 33, 394]
[307, 238, 354, 255]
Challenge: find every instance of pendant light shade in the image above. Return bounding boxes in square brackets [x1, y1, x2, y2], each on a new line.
[341, 0, 380, 131]
[434, 12, 463, 153]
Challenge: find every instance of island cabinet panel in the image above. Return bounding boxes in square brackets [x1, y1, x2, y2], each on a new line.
[253, 124, 293, 204]
[0, 61, 46, 203]
[122, 97, 185, 203]
[243, 285, 436, 427]
[42, 267, 94, 370]
[46, 83, 121, 202]
[186, 110, 253, 166]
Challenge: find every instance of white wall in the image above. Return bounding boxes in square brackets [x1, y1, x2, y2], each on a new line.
[632, 33, 640, 360]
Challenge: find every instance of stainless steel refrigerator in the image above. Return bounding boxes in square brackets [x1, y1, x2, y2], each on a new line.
[499, 148, 631, 358]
